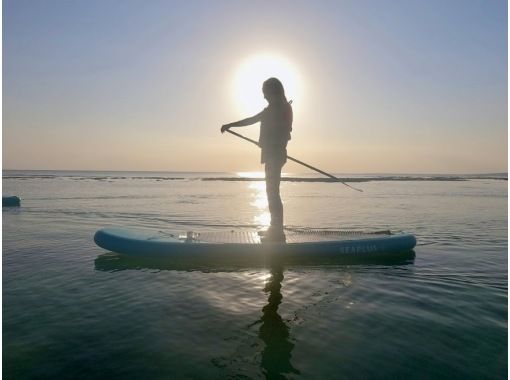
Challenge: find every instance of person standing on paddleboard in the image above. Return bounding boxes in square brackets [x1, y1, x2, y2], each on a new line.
[221, 77, 293, 242]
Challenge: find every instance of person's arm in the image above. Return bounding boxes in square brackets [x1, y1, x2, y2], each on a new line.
[221, 111, 263, 133]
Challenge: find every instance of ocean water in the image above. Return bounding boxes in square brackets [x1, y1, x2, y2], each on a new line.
[3, 171, 507, 379]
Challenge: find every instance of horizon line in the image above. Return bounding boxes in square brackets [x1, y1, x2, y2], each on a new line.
[2, 169, 508, 176]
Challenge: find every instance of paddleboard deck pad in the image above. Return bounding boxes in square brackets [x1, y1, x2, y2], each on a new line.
[94, 227, 416, 265]
[3, 195, 20, 207]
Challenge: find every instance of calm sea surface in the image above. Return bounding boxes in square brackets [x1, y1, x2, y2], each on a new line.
[3, 171, 507, 379]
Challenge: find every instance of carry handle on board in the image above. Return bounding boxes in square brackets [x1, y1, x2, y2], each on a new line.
[225, 129, 363, 192]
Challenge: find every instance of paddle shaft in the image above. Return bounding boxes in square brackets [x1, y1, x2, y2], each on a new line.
[226, 129, 363, 192]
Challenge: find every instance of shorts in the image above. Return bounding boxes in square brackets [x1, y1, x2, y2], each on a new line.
[261, 144, 287, 165]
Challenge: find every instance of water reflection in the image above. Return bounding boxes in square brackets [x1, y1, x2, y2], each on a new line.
[249, 181, 271, 228]
[257, 265, 300, 379]
[94, 250, 415, 272]
[94, 252, 267, 272]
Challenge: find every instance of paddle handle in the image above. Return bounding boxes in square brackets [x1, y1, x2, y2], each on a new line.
[226, 129, 363, 192]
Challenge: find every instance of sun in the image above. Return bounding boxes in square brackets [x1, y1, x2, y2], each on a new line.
[232, 53, 302, 115]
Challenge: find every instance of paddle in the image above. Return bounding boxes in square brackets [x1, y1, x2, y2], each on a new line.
[225, 129, 363, 192]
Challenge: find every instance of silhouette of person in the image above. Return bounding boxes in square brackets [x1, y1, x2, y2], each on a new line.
[221, 78, 293, 241]
[258, 265, 300, 378]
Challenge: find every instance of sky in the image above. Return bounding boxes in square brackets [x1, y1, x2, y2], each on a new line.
[3, 0, 508, 173]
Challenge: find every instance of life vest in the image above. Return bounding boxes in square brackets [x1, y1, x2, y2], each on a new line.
[259, 100, 293, 147]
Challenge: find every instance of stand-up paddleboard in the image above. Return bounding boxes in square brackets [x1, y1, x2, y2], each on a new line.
[94, 227, 416, 264]
[3, 195, 20, 207]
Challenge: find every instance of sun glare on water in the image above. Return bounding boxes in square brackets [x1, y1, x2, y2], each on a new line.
[233, 53, 302, 115]
[237, 171, 265, 179]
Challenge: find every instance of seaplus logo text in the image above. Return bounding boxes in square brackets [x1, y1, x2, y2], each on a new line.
[339, 245, 379, 254]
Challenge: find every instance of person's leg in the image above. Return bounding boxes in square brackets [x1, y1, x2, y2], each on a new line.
[265, 160, 284, 230]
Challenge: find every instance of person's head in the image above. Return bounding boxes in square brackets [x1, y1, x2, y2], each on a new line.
[262, 77, 286, 104]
